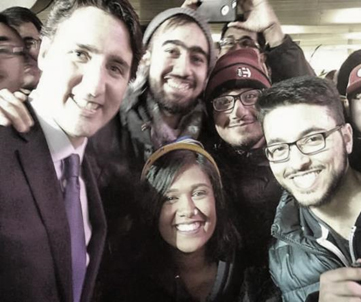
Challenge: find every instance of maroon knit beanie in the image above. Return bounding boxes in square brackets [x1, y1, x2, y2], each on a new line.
[205, 48, 271, 102]
[347, 63, 361, 100]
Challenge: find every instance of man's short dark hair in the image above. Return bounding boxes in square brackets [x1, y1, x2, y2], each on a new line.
[2, 7, 43, 33]
[257, 76, 345, 126]
[0, 13, 24, 43]
[43, 0, 143, 80]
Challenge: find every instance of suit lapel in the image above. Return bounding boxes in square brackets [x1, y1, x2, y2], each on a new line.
[80, 156, 107, 302]
[17, 124, 73, 302]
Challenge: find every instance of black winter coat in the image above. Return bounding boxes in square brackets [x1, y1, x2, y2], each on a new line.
[269, 191, 361, 302]
[206, 143, 283, 269]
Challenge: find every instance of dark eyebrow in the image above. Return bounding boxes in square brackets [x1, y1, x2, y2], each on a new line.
[23, 37, 39, 41]
[162, 40, 208, 59]
[165, 183, 211, 195]
[191, 183, 211, 190]
[267, 126, 328, 146]
[0, 36, 10, 42]
[77, 43, 130, 71]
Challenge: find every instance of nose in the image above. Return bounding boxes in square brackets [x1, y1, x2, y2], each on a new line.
[230, 99, 249, 119]
[82, 60, 106, 98]
[289, 145, 312, 170]
[178, 194, 196, 218]
[172, 53, 191, 78]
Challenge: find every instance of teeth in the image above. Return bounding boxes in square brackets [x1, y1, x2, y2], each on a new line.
[73, 97, 100, 110]
[176, 222, 201, 232]
[85, 102, 100, 110]
[293, 171, 319, 189]
[166, 78, 190, 90]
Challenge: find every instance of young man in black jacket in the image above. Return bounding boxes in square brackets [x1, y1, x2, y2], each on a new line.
[257, 76, 361, 302]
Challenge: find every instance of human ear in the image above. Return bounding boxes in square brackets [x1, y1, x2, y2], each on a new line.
[342, 123, 353, 154]
[141, 50, 151, 67]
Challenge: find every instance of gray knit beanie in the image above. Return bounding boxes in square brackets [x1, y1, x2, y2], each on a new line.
[143, 7, 216, 75]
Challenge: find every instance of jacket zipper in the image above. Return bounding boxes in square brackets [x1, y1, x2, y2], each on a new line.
[316, 224, 349, 267]
[349, 225, 357, 264]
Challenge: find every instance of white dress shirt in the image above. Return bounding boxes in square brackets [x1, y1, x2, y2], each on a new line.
[30, 94, 92, 265]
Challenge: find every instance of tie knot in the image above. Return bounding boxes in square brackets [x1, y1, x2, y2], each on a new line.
[64, 154, 81, 179]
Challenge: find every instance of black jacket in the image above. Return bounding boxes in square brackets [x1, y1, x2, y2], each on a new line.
[266, 34, 316, 83]
[206, 142, 283, 269]
[269, 191, 361, 302]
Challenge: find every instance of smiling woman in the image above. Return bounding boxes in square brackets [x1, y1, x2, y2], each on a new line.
[95, 138, 281, 302]
[136, 138, 241, 302]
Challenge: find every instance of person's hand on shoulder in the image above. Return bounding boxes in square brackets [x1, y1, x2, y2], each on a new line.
[319, 264, 361, 301]
[0, 89, 34, 133]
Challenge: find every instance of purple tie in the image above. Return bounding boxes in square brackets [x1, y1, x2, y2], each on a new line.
[63, 154, 86, 302]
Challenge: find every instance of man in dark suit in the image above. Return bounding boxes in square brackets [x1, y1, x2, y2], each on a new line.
[0, 1, 142, 302]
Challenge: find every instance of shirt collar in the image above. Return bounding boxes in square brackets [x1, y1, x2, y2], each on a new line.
[29, 90, 88, 163]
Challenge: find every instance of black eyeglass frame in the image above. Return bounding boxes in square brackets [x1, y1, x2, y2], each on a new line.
[264, 124, 344, 163]
[218, 36, 260, 50]
[0, 45, 25, 58]
[23, 38, 42, 51]
[212, 89, 262, 112]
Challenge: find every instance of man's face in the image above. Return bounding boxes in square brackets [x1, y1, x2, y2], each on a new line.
[213, 88, 264, 150]
[219, 26, 259, 58]
[263, 104, 352, 208]
[0, 23, 24, 92]
[14, 22, 41, 90]
[349, 92, 361, 133]
[37, 7, 133, 147]
[148, 22, 209, 114]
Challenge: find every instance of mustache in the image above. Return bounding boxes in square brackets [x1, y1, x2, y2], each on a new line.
[227, 116, 258, 127]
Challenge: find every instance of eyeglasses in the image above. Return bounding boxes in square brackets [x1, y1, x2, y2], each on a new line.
[212, 89, 262, 112]
[265, 125, 344, 163]
[219, 36, 260, 50]
[23, 38, 41, 51]
[0, 45, 24, 59]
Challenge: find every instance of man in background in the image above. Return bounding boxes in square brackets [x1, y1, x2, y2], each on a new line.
[0, 13, 24, 92]
[346, 63, 361, 171]
[202, 48, 282, 269]
[3, 6, 42, 90]
[88, 7, 216, 177]
[219, 0, 315, 83]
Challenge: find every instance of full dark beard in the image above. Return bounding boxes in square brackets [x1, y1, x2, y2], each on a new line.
[149, 77, 198, 115]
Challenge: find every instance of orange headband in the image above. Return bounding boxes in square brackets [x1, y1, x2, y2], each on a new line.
[140, 139, 221, 184]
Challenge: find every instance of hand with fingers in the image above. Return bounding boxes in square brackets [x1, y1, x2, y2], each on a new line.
[0, 89, 34, 133]
[230, 0, 278, 32]
[319, 265, 361, 301]
[181, 0, 202, 10]
[229, 0, 284, 47]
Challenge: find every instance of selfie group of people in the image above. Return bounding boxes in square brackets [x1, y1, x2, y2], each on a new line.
[1, 0, 361, 301]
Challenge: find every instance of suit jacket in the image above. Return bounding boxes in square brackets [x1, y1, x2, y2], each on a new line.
[0, 110, 106, 302]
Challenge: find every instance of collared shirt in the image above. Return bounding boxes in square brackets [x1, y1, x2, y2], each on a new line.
[30, 92, 92, 265]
